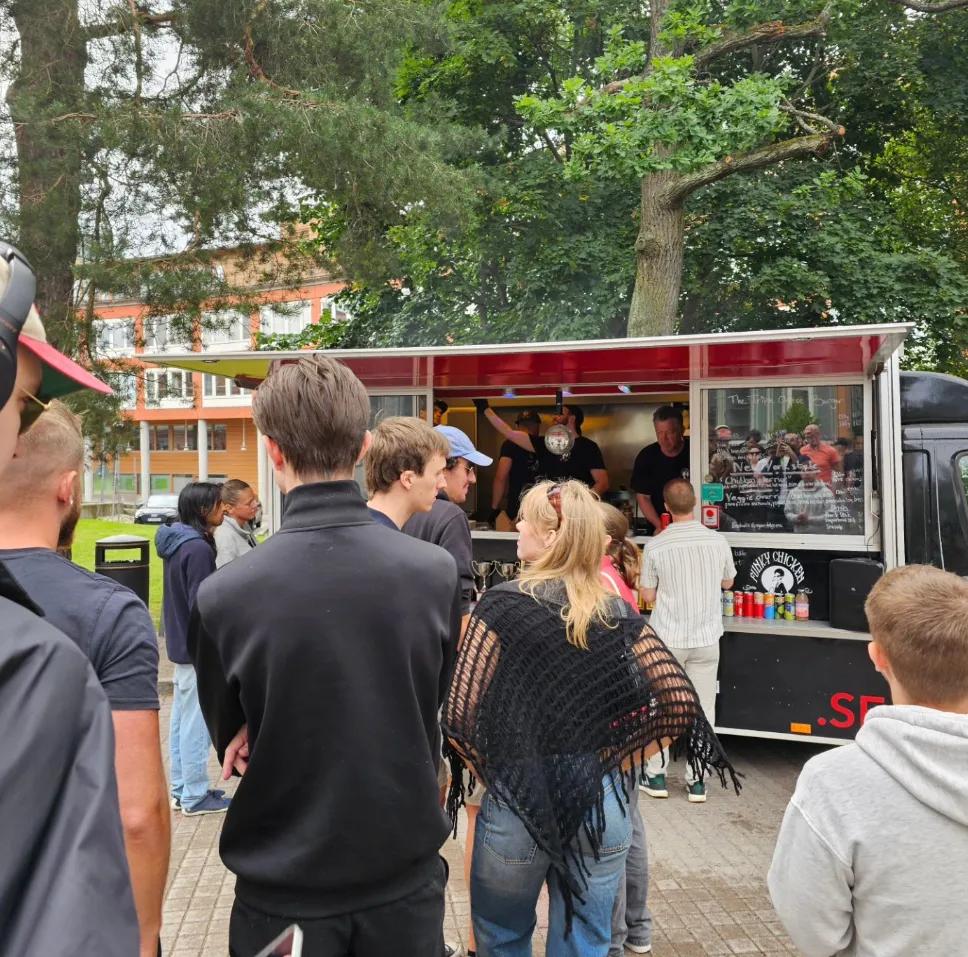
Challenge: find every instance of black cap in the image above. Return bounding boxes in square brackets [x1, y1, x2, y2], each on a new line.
[515, 410, 541, 426]
[0, 242, 37, 410]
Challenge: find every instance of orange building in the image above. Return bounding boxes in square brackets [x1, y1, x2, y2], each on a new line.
[91, 246, 346, 506]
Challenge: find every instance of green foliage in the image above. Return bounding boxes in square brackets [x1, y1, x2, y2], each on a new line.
[776, 400, 817, 435]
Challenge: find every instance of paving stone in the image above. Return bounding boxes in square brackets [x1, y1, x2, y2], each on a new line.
[159, 696, 819, 955]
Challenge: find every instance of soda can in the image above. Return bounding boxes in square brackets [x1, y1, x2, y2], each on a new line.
[722, 591, 734, 617]
[734, 589, 744, 617]
[744, 588, 755, 618]
[753, 592, 764, 618]
[785, 593, 796, 620]
[764, 593, 775, 620]
[661, 512, 671, 530]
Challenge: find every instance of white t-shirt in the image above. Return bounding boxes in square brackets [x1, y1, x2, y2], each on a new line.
[641, 521, 736, 648]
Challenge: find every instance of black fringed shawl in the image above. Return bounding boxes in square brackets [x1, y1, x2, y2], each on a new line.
[444, 582, 741, 931]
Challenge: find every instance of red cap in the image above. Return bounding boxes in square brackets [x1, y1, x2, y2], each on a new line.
[19, 310, 112, 400]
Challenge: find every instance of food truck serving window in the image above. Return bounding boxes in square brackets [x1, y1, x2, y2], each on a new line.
[703, 385, 865, 536]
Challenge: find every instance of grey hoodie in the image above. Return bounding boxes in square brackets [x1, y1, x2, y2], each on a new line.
[768, 705, 968, 957]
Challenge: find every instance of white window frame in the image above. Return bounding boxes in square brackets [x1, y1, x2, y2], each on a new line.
[321, 296, 351, 323]
[202, 373, 251, 407]
[260, 300, 312, 337]
[145, 368, 194, 408]
[93, 318, 136, 356]
[201, 310, 251, 352]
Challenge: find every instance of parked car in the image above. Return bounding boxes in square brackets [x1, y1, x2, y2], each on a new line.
[134, 493, 179, 525]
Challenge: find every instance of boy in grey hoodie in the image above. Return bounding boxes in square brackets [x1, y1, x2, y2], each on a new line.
[768, 564, 968, 957]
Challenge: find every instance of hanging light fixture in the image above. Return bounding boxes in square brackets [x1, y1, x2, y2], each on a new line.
[240, 418, 248, 452]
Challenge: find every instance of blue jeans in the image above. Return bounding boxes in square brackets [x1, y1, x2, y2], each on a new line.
[472, 777, 632, 957]
[609, 798, 652, 955]
[169, 663, 212, 808]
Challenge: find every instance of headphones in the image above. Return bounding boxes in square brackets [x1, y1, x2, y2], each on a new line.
[0, 241, 37, 409]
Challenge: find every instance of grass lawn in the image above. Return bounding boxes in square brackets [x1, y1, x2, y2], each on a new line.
[73, 519, 164, 628]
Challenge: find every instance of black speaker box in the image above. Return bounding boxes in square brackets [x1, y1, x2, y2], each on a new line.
[829, 558, 884, 632]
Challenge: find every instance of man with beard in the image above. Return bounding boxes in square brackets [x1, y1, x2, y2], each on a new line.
[0, 400, 168, 956]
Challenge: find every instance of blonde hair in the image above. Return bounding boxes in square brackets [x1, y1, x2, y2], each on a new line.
[865, 564, 968, 706]
[364, 416, 450, 494]
[517, 480, 612, 649]
[0, 400, 84, 508]
[598, 502, 641, 590]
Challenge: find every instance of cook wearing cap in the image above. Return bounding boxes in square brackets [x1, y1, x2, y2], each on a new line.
[0, 242, 111, 464]
[484, 409, 547, 528]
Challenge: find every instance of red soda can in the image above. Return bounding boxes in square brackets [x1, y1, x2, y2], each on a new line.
[753, 592, 764, 618]
[661, 512, 671, 530]
[744, 588, 755, 617]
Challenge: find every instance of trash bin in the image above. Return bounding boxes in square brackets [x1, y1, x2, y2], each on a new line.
[95, 534, 150, 607]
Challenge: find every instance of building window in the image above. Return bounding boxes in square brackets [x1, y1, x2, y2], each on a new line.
[203, 374, 248, 399]
[93, 319, 135, 355]
[145, 368, 193, 405]
[148, 425, 171, 451]
[260, 300, 311, 337]
[207, 424, 227, 451]
[143, 315, 171, 353]
[201, 310, 250, 350]
[173, 424, 198, 451]
[321, 296, 351, 323]
[150, 475, 171, 492]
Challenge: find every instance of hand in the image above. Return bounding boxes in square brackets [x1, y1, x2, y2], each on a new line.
[473, 398, 489, 414]
[222, 724, 249, 780]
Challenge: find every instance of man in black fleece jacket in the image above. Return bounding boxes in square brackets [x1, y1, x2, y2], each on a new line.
[188, 355, 461, 957]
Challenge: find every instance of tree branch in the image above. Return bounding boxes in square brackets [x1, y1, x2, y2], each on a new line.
[693, 5, 833, 70]
[891, 0, 968, 10]
[665, 130, 842, 205]
[243, 1, 302, 98]
[596, 3, 833, 99]
[82, 7, 177, 43]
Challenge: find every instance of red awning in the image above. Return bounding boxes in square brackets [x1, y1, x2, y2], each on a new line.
[144, 324, 910, 395]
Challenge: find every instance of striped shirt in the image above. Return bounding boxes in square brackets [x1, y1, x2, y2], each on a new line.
[641, 521, 736, 649]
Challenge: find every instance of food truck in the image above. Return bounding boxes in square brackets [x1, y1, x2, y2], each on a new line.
[149, 322, 968, 744]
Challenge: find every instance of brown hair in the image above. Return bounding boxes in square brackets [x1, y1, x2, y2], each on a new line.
[663, 478, 695, 516]
[598, 502, 641, 590]
[518, 480, 611, 650]
[221, 478, 253, 506]
[252, 355, 370, 479]
[0, 400, 84, 508]
[364, 416, 450, 494]
[865, 564, 968, 706]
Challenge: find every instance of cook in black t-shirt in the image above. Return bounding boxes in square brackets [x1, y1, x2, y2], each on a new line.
[497, 435, 547, 520]
[541, 435, 607, 489]
[631, 438, 691, 532]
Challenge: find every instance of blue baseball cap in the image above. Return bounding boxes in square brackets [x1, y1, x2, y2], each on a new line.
[435, 425, 493, 467]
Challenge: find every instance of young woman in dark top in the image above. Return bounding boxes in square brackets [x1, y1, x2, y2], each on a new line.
[156, 482, 228, 815]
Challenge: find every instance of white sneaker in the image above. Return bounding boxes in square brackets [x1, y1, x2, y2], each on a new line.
[626, 944, 653, 954]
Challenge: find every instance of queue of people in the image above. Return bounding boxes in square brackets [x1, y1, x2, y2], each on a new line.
[2, 241, 968, 957]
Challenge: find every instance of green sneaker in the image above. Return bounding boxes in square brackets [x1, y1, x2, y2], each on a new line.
[686, 781, 707, 803]
[639, 773, 668, 798]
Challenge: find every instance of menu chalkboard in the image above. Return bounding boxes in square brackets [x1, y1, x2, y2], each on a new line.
[704, 385, 865, 536]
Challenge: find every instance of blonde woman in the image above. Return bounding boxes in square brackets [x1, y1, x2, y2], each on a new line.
[445, 481, 737, 956]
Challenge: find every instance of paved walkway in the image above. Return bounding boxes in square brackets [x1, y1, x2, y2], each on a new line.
[160, 694, 822, 956]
